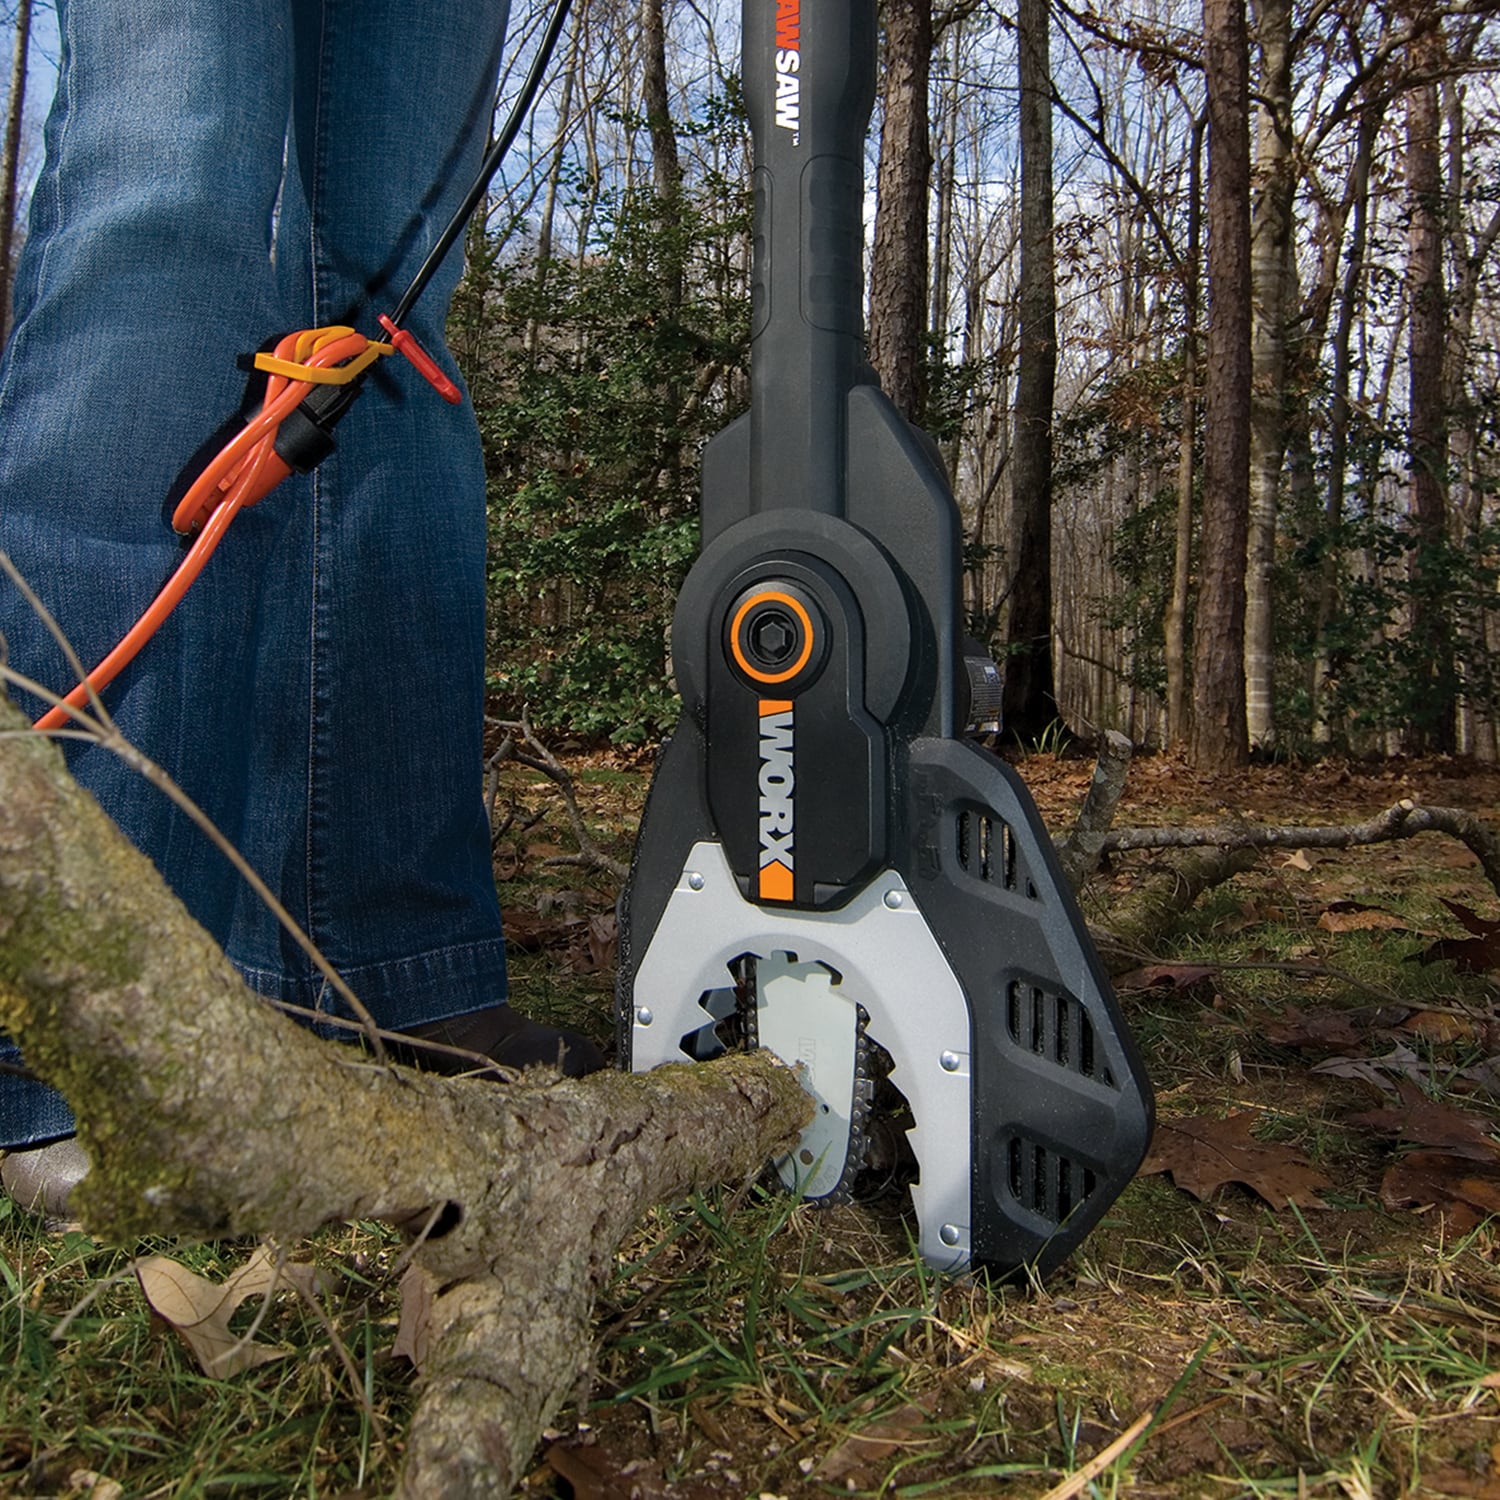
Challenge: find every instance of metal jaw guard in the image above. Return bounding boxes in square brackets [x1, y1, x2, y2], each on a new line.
[616, 0, 1153, 1276]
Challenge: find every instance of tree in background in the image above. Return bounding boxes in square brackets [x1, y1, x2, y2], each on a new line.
[1, 0, 33, 340]
[868, 0, 933, 422]
[1191, 0, 1252, 770]
[1403, 13, 1456, 752]
[1004, 0, 1060, 741]
[1243, 0, 1295, 752]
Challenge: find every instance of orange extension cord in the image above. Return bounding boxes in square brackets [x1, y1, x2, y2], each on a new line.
[31, 320, 454, 733]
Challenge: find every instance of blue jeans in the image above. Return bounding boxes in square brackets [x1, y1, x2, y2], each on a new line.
[0, 0, 513, 1146]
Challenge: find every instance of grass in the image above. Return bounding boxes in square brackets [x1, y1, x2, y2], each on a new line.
[3, 749, 1500, 1496]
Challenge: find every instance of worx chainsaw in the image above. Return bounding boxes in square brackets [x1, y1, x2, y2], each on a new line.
[616, 0, 1153, 1276]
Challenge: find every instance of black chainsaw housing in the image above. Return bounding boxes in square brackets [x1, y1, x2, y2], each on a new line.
[616, 0, 1153, 1277]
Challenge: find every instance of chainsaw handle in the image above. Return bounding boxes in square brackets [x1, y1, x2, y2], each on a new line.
[742, 0, 877, 518]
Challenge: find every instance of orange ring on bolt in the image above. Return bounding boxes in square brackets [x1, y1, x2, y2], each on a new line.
[729, 588, 817, 685]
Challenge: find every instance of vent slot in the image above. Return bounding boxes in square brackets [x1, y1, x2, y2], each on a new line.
[1008, 1137, 1099, 1224]
[1006, 979, 1117, 1088]
[957, 808, 1029, 893]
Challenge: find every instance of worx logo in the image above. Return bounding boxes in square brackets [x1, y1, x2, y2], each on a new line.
[758, 699, 794, 901]
[773, 0, 801, 134]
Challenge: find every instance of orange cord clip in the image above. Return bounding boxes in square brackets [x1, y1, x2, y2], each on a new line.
[32, 326, 394, 732]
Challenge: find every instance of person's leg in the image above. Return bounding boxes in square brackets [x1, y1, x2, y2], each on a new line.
[0, 0, 599, 1159]
[0, 0, 297, 1146]
[227, 0, 600, 1073]
[217, 0, 519, 1034]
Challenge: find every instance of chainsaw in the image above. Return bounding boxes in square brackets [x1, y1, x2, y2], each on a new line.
[615, 0, 1153, 1276]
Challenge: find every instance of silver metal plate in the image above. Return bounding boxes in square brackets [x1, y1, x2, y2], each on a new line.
[756, 954, 858, 1199]
[628, 841, 973, 1270]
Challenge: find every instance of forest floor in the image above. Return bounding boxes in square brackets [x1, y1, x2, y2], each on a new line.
[2, 743, 1499, 1498]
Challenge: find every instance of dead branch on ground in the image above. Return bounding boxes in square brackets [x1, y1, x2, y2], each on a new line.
[0, 690, 809, 1497]
[1056, 736, 1500, 945]
[485, 712, 630, 883]
[1102, 798, 1500, 898]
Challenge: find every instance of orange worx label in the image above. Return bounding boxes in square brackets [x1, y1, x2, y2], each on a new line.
[758, 698, 795, 901]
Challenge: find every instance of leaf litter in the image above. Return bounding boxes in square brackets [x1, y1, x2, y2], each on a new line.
[12, 749, 1500, 1497]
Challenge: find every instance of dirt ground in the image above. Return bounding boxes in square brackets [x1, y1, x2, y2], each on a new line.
[496, 744, 1500, 1500]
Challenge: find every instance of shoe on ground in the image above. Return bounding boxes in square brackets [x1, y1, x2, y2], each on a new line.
[1, 1136, 89, 1224]
[399, 1003, 606, 1079]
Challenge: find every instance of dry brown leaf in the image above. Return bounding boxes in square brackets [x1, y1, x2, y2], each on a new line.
[1380, 1150, 1500, 1228]
[1312, 1043, 1434, 1093]
[1398, 1010, 1483, 1044]
[814, 1400, 934, 1485]
[1419, 900, 1500, 974]
[1316, 902, 1411, 934]
[1113, 963, 1219, 993]
[135, 1246, 321, 1378]
[1264, 1006, 1366, 1053]
[1349, 1087, 1500, 1161]
[543, 1440, 672, 1500]
[391, 1264, 438, 1371]
[1281, 849, 1315, 871]
[1314, 1043, 1500, 1097]
[67, 1472, 124, 1500]
[1138, 1112, 1332, 1209]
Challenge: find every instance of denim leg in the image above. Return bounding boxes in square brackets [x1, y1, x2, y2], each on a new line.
[0, 0, 513, 1146]
[0, 0, 298, 1146]
[223, 0, 513, 1029]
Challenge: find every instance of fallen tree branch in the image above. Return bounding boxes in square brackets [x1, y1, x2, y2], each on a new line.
[1102, 799, 1500, 899]
[0, 690, 810, 1496]
[1096, 847, 1262, 946]
[486, 713, 630, 883]
[1056, 730, 1134, 892]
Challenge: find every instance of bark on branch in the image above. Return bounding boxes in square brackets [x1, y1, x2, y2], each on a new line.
[1056, 730, 1133, 891]
[0, 694, 811, 1496]
[1102, 798, 1500, 897]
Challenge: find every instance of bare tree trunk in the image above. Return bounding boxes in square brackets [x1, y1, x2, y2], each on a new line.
[1311, 105, 1378, 746]
[1004, 0, 1058, 740]
[929, 22, 961, 350]
[0, 692, 810, 1499]
[526, 16, 583, 359]
[1437, 43, 1500, 761]
[1165, 114, 1205, 749]
[1190, 0, 1252, 771]
[641, 0, 682, 204]
[1404, 24, 1454, 753]
[0, 0, 32, 342]
[1243, 0, 1295, 753]
[867, 0, 932, 420]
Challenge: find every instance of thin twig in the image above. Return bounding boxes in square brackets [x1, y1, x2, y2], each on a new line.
[1036, 1409, 1155, 1500]
[486, 712, 629, 882]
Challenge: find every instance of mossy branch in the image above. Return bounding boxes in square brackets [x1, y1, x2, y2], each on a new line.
[0, 690, 811, 1496]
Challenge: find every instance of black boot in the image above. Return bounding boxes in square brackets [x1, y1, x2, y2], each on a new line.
[398, 1004, 606, 1079]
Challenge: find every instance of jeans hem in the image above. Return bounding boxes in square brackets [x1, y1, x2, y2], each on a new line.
[235, 934, 510, 1034]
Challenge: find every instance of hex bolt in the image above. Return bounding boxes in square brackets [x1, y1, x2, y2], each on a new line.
[750, 612, 797, 664]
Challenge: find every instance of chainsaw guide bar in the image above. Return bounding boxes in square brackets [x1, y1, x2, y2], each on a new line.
[615, 0, 1153, 1277]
